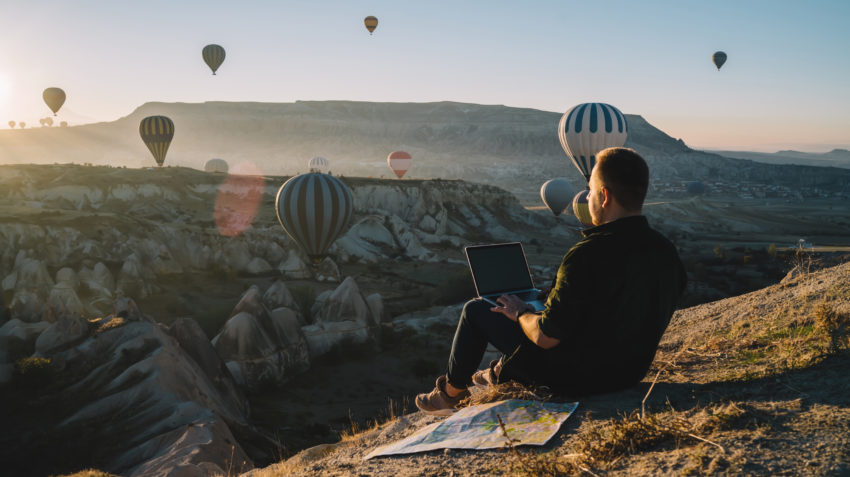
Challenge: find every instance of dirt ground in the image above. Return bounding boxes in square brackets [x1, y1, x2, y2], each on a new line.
[244, 260, 850, 476]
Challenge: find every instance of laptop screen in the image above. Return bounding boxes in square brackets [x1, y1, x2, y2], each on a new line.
[465, 242, 535, 296]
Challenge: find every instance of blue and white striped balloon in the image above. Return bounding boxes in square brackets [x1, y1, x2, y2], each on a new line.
[275, 173, 354, 263]
[558, 103, 628, 183]
[308, 156, 329, 173]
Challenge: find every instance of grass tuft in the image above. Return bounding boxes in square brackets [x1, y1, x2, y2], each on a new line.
[462, 381, 552, 407]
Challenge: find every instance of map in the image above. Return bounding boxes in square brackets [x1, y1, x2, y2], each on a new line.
[364, 399, 580, 459]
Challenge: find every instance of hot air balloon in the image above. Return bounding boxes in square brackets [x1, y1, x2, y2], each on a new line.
[275, 173, 354, 263]
[572, 189, 593, 227]
[387, 151, 412, 179]
[364, 16, 378, 34]
[8, 121, 15, 129]
[712, 51, 727, 70]
[205, 158, 229, 174]
[19, 122, 25, 129]
[202, 44, 226, 75]
[139, 116, 174, 167]
[308, 156, 329, 173]
[43, 87, 66, 116]
[558, 103, 628, 183]
[60, 121, 68, 127]
[540, 178, 575, 217]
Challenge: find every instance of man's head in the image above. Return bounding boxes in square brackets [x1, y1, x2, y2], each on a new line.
[587, 147, 649, 225]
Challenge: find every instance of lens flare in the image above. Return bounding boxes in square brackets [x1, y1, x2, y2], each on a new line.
[214, 162, 265, 237]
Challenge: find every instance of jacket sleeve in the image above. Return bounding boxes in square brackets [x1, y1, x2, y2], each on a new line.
[536, 243, 591, 342]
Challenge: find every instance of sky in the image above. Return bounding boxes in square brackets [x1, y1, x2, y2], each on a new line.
[0, 0, 848, 152]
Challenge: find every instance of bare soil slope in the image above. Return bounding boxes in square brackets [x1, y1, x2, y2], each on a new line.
[248, 260, 850, 476]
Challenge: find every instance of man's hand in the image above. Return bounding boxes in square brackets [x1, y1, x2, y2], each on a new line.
[490, 294, 531, 322]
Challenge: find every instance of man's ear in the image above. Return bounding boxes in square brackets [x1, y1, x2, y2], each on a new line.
[601, 186, 612, 208]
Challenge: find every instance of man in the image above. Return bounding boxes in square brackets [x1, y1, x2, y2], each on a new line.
[416, 147, 687, 415]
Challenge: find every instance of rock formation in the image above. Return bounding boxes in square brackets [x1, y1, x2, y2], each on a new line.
[212, 286, 310, 390]
[302, 277, 382, 357]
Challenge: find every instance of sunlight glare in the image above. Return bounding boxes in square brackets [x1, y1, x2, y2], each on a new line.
[0, 73, 10, 107]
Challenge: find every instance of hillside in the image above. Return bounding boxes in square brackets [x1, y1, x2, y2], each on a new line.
[0, 163, 846, 476]
[246, 260, 850, 476]
[713, 148, 850, 169]
[2, 101, 849, 204]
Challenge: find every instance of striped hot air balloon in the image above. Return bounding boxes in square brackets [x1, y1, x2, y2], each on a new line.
[387, 151, 412, 179]
[202, 44, 226, 75]
[558, 103, 628, 183]
[540, 178, 575, 217]
[572, 189, 593, 227]
[275, 173, 354, 263]
[205, 158, 229, 174]
[308, 156, 329, 173]
[43, 87, 66, 116]
[139, 116, 175, 167]
[712, 51, 727, 70]
[364, 16, 378, 35]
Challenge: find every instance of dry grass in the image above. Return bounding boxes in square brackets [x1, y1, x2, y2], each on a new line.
[497, 401, 745, 476]
[91, 316, 126, 334]
[461, 381, 553, 407]
[337, 396, 409, 443]
[54, 470, 119, 477]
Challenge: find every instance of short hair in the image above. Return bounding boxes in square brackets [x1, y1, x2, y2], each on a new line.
[594, 147, 649, 212]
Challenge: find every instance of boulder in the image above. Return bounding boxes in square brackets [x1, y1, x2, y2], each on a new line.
[0, 318, 50, 362]
[212, 283, 313, 389]
[92, 262, 116, 291]
[263, 280, 297, 311]
[365, 293, 384, 325]
[128, 419, 251, 477]
[333, 235, 385, 263]
[388, 215, 432, 260]
[15, 257, 54, 295]
[167, 317, 247, 413]
[116, 254, 151, 299]
[44, 321, 255, 476]
[278, 250, 312, 279]
[304, 277, 379, 357]
[230, 286, 267, 320]
[0, 318, 50, 342]
[418, 214, 437, 233]
[2, 271, 17, 292]
[47, 283, 86, 320]
[35, 314, 89, 355]
[245, 257, 272, 275]
[316, 257, 341, 282]
[113, 296, 145, 322]
[213, 312, 277, 361]
[150, 255, 184, 276]
[10, 290, 47, 323]
[301, 320, 373, 357]
[222, 241, 253, 272]
[347, 216, 396, 247]
[212, 311, 309, 389]
[55, 267, 80, 290]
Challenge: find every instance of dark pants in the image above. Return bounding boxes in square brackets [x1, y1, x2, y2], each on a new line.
[446, 298, 545, 388]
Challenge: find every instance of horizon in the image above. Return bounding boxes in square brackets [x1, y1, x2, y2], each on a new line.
[1, 1, 849, 152]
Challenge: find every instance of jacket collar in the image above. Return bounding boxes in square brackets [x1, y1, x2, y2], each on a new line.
[581, 215, 649, 238]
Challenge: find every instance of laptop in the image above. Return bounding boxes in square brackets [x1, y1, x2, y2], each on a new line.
[464, 242, 547, 312]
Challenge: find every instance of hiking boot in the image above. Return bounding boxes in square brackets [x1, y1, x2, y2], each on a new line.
[471, 359, 500, 387]
[415, 375, 470, 416]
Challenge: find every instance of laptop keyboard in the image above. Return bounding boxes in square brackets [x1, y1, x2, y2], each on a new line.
[513, 291, 540, 301]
